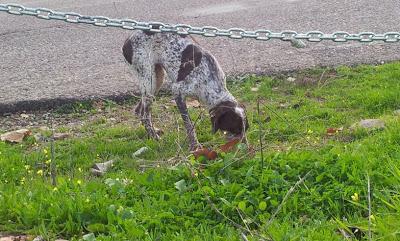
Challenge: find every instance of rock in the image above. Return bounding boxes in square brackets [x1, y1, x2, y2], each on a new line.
[1, 129, 31, 143]
[0, 238, 13, 241]
[352, 119, 385, 130]
[34, 133, 45, 142]
[287, 77, 296, 82]
[394, 109, 400, 116]
[33, 236, 44, 241]
[91, 160, 115, 176]
[0, 236, 31, 241]
[53, 133, 70, 140]
[20, 114, 29, 119]
[132, 147, 149, 157]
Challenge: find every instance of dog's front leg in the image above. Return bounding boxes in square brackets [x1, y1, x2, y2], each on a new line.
[175, 95, 201, 151]
[135, 96, 160, 140]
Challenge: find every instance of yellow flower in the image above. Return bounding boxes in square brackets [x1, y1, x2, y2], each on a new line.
[76, 180, 82, 185]
[45, 159, 52, 164]
[37, 170, 43, 176]
[351, 193, 359, 202]
[307, 129, 313, 134]
[24, 165, 30, 170]
[85, 198, 90, 203]
[369, 215, 376, 222]
[43, 149, 48, 154]
[53, 187, 58, 192]
[78, 167, 82, 172]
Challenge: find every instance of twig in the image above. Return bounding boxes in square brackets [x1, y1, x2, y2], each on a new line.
[317, 69, 327, 89]
[241, 232, 250, 241]
[264, 171, 311, 229]
[236, 208, 253, 236]
[49, 41, 57, 187]
[367, 174, 372, 241]
[49, 120, 56, 186]
[257, 98, 265, 170]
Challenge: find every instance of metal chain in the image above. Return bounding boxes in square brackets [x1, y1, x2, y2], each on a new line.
[1, 3, 399, 43]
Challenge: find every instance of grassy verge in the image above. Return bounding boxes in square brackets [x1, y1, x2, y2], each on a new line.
[0, 62, 400, 240]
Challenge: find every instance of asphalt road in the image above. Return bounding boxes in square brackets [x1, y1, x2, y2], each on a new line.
[1, 0, 400, 113]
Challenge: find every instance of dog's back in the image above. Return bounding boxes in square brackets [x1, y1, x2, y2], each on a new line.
[122, 32, 234, 108]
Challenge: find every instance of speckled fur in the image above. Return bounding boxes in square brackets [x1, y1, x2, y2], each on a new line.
[122, 32, 248, 149]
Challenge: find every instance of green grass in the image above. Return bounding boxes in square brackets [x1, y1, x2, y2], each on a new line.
[1, 62, 400, 240]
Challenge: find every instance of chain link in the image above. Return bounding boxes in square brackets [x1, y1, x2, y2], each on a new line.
[1, 3, 399, 43]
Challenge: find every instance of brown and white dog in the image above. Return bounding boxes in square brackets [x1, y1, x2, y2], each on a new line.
[122, 30, 248, 151]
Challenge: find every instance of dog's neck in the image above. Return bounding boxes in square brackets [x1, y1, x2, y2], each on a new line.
[204, 91, 237, 111]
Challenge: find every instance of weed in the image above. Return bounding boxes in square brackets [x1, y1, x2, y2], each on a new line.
[0, 62, 400, 240]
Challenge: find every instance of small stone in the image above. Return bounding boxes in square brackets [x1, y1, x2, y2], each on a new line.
[109, 118, 117, 122]
[287, 77, 296, 82]
[33, 236, 44, 241]
[278, 103, 290, 109]
[132, 147, 149, 157]
[352, 119, 385, 130]
[20, 114, 29, 119]
[34, 133, 45, 142]
[394, 109, 400, 116]
[250, 87, 259, 92]
[91, 160, 115, 176]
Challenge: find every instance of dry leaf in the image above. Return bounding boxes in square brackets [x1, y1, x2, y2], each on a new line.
[186, 98, 201, 108]
[193, 148, 217, 160]
[326, 127, 343, 136]
[53, 133, 71, 140]
[1, 129, 31, 143]
[220, 138, 240, 152]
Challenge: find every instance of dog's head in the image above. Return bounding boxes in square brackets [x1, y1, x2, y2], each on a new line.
[210, 101, 249, 137]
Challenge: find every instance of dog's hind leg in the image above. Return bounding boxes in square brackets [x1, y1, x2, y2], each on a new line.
[175, 95, 201, 151]
[134, 96, 161, 140]
[134, 63, 166, 139]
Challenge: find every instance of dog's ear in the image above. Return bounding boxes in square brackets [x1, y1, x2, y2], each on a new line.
[122, 38, 133, 64]
[177, 44, 203, 82]
[210, 106, 227, 133]
[210, 102, 247, 135]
